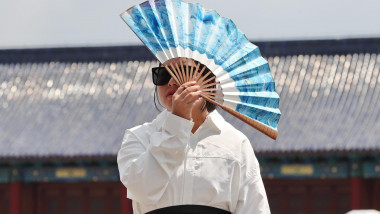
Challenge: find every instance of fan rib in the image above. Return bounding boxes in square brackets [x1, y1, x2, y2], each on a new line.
[164, 65, 181, 85]
[197, 70, 212, 85]
[174, 63, 185, 84]
[199, 76, 216, 87]
[201, 81, 219, 89]
[185, 62, 190, 82]
[202, 92, 223, 98]
[190, 62, 200, 81]
[203, 94, 224, 102]
[179, 61, 186, 82]
[192, 64, 200, 81]
[170, 63, 183, 84]
[189, 63, 195, 81]
[194, 66, 207, 83]
[200, 94, 278, 140]
[179, 61, 187, 82]
[202, 88, 222, 92]
[181, 61, 190, 83]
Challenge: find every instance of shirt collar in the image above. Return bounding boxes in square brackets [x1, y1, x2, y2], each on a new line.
[191, 110, 224, 141]
[153, 110, 170, 129]
[155, 109, 224, 136]
[204, 110, 224, 133]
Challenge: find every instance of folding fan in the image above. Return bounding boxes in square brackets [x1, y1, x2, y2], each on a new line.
[120, 0, 281, 140]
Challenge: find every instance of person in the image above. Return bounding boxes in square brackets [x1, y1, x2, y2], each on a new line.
[117, 57, 271, 214]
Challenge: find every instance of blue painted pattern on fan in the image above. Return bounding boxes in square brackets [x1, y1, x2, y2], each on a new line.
[121, 0, 281, 139]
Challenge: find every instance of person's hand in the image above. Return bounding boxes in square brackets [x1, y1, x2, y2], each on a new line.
[172, 81, 203, 120]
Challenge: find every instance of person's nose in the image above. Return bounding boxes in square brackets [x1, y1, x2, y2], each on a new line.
[168, 76, 178, 87]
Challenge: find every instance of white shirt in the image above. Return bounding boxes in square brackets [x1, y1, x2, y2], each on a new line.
[117, 110, 271, 214]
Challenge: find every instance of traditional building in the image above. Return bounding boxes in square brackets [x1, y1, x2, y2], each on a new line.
[0, 38, 379, 214]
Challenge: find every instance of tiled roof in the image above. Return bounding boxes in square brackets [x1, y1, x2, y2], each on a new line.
[259, 53, 380, 153]
[0, 60, 160, 159]
[0, 39, 379, 158]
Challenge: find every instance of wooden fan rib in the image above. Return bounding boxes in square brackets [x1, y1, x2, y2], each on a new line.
[189, 64, 195, 82]
[199, 76, 216, 87]
[191, 62, 201, 81]
[197, 70, 212, 85]
[194, 66, 207, 83]
[168, 64, 182, 84]
[202, 88, 222, 92]
[192, 63, 203, 82]
[203, 94, 224, 102]
[179, 60, 188, 83]
[180, 62, 190, 83]
[201, 81, 220, 89]
[185, 62, 190, 83]
[164, 65, 181, 85]
[180, 63, 187, 83]
[193, 72, 200, 83]
[174, 63, 185, 84]
[202, 92, 223, 97]
[200, 94, 278, 140]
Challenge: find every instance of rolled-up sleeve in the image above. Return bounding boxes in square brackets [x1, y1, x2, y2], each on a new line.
[117, 113, 193, 204]
[235, 139, 271, 214]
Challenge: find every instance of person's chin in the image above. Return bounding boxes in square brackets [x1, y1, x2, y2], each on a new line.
[163, 100, 172, 111]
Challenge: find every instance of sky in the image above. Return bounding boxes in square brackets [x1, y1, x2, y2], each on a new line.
[0, 0, 379, 49]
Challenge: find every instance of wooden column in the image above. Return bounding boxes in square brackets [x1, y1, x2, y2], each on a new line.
[350, 177, 363, 210]
[120, 183, 133, 214]
[10, 182, 21, 214]
[349, 159, 363, 210]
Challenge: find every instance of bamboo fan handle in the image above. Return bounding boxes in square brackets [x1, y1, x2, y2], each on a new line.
[200, 94, 278, 140]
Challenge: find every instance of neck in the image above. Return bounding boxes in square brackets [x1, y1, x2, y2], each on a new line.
[191, 108, 209, 134]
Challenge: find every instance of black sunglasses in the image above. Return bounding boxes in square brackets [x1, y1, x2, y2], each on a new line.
[152, 67, 171, 86]
[152, 65, 207, 86]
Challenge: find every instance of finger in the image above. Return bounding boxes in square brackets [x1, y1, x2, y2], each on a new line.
[176, 82, 195, 94]
[177, 85, 200, 97]
[194, 96, 204, 107]
[183, 81, 197, 87]
[180, 81, 197, 90]
[183, 90, 202, 104]
[184, 85, 200, 92]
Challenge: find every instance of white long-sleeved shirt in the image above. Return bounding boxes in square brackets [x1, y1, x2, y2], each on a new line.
[117, 110, 270, 214]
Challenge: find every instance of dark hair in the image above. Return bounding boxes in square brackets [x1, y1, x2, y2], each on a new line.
[153, 60, 217, 113]
[153, 86, 164, 111]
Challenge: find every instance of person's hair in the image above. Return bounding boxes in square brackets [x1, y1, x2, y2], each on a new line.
[153, 86, 164, 111]
[153, 59, 217, 112]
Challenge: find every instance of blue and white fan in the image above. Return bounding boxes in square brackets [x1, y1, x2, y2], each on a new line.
[121, 0, 281, 140]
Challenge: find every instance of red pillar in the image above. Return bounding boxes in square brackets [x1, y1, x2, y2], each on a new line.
[120, 183, 133, 214]
[10, 182, 21, 214]
[350, 177, 363, 210]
